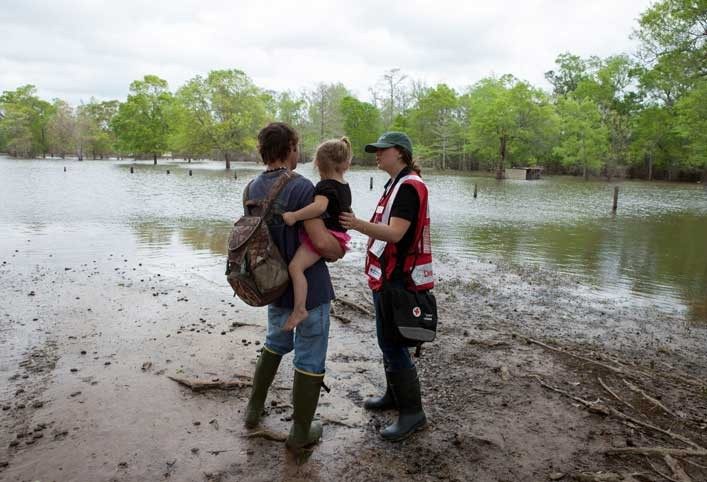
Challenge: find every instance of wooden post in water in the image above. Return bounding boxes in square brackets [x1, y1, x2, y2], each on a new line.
[130, 166, 134, 174]
[166, 170, 170, 175]
[370, 177, 373, 190]
[612, 186, 619, 212]
[63, 166, 66, 172]
[473, 184, 478, 199]
[234, 171, 238, 180]
[189, 169, 192, 176]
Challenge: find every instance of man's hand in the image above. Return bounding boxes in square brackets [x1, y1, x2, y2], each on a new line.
[282, 212, 297, 226]
[304, 218, 344, 261]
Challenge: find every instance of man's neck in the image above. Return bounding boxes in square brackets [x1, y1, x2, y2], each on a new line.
[265, 160, 288, 171]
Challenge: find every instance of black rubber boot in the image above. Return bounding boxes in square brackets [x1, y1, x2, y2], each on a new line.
[363, 368, 396, 410]
[285, 370, 324, 453]
[380, 366, 427, 442]
[244, 348, 282, 429]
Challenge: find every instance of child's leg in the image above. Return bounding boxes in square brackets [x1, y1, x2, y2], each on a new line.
[284, 245, 321, 331]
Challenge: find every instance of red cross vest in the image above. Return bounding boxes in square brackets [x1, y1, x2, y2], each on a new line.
[365, 173, 434, 292]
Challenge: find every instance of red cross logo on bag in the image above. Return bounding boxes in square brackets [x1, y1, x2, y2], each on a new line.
[412, 306, 422, 318]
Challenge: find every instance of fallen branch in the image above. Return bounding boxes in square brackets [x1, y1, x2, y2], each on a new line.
[533, 376, 705, 450]
[467, 339, 509, 348]
[644, 455, 680, 482]
[664, 455, 693, 482]
[623, 378, 679, 419]
[598, 377, 634, 411]
[518, 334, 646, 379]
[320, 416, 359, 428]
[332, 314, 353, 324]
[242, 430, 287, 442]
[516, 332, 706, 391]
[605, 447, 707, 457]
[335, 298, 373, 317]
[168, 376, 252, 391]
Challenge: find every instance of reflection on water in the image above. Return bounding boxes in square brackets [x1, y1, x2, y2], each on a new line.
[1, 156, 706, 323]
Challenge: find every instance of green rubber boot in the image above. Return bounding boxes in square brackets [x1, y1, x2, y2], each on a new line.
[285, 369, 324, 453]
[380, 366, 427, 442]
[244, 348, 282, 429]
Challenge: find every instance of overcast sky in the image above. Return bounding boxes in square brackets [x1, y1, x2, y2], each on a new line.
[0, 0, 655, 105]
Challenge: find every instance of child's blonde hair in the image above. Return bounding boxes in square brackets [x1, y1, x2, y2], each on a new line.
[315, 137, 352, 175]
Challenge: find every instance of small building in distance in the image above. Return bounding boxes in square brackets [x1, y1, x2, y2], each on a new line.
[506, 167, 543, 180]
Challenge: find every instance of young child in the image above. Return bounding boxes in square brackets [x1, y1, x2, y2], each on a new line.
[281, 137, 353, 331]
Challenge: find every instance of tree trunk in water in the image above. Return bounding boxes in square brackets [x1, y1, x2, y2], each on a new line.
[583, 162, 588, 181]
[702, 167, 707, 186]
[648, 153, 653, 181]
[153, 154, 157, 165]
[225, 152, 231, 170]
[496, 137, 506, 180]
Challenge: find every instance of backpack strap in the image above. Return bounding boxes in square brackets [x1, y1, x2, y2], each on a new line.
[242, 171, 297, 218]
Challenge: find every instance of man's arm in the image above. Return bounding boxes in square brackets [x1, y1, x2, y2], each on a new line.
[303, 218, 344, 261]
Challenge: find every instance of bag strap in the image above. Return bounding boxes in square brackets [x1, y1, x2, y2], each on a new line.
[243, 170, 296, 219]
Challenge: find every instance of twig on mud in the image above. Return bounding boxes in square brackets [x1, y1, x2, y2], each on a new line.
[571, 472, 623, 482]
[168, 376, 290, 392]
[207, 449, 237, 455]
[335, 298, 373, 317]
[517, 334, 646, 379]
[664, 455, 694, 482]
[242, 430, 287, 442]
[598, 377, 634, 411]
[467, 339, 509, 348]
[679, 457, 707, 470]
[516, 333, 707, 391]
[533, 376, 705, 450]
[320, 416, 359, 428]
[644, 455, 681, 482]
[622, 379, 679, 419]
[332, 314, 353, 324]
[168, 376, 252, 391]
[605, 447, 707, 457]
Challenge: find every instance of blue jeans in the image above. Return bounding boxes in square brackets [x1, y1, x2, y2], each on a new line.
[373, 282, 414, 372]
[264, 302, 331, 374]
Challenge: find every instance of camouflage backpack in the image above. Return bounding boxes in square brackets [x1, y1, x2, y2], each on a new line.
[225, 171, 296, 306]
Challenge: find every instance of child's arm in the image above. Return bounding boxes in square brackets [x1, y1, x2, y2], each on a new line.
[282, 195, 329, 226]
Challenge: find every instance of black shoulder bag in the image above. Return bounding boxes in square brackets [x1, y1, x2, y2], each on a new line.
[379, 254, 438, 356]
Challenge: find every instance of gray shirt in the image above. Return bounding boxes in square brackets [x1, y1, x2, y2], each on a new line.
[245, 169, 335, 310]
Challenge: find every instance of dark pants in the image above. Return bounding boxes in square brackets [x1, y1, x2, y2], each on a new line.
[372, 280, 414, 372]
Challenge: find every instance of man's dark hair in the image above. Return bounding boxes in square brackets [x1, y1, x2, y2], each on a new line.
[257, 122, 299, 164]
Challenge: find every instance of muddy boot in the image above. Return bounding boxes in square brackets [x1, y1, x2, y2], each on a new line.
[244, 348, 282, 429]
[285, 370, 324, 453]
[363, 368, 396, 410]
[380, 366, 427, 442]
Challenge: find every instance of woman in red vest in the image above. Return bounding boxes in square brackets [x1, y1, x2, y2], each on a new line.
[340, 131, 433, 442]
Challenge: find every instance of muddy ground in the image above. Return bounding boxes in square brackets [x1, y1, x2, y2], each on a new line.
[1, 248, 706, 482]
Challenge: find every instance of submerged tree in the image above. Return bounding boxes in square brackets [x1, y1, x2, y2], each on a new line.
[554, 97, 609, 180]
[111, 75, 172, 164]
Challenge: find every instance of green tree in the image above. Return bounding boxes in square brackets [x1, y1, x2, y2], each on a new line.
[634, 0, 707, 94]
[409, 84, 461, 170]
[465, 75, 556, 178]
[340, 96, 382, 163]
[77, 99, 119, 159]
[545, 53, 590, 96]
[554, 97, 609, 180]
[303, 83, 350, 155]
[46, 99, 76, 158]
[172, 69, 267, 169]
[111, 75, 173, 164]
[675, 80, 707, 180]
[0, 85, 53, 158]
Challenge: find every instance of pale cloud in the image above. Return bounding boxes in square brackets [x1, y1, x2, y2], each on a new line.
[0, 0, 654, 104]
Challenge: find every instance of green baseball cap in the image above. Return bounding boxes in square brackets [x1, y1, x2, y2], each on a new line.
[364, 131, 413, 155]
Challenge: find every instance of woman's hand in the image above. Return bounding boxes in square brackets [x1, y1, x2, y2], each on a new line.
[339, 211, 359, 231]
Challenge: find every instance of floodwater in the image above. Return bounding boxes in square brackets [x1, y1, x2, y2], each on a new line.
[1, 156, 706, 324]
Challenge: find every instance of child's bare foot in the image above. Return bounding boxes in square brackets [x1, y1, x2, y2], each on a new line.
[283, 308, 308, 331]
